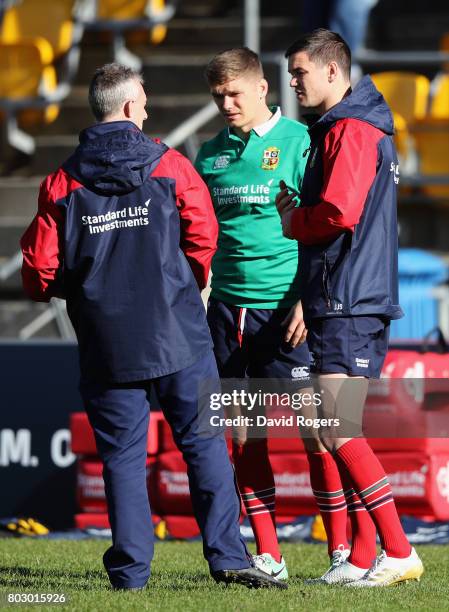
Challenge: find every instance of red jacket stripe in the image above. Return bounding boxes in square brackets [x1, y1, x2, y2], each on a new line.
[153, 148, 218, 290]
[21, 170, 83, 301]
[291, 118, 382, 245]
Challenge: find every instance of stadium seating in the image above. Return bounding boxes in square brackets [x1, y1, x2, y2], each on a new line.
[412, 118, 449, 197]
[84, 0, 177, 69]
[371, 71, 430, 172]
[418, 54, 449, 195]
[0, 0, 177, 154]
[0, 40, 61, 154]
[371, 71, 430, 124]
[0, 40, 58, 115]
[0, 0, 83, 154]
[390, 111, 410, 161]
[1, 0, 77, 58]
[372, 71, 449, 199]
[430, 73, 449, 119]
[0, 0, 84, 85]
[97, 0, 170, 44]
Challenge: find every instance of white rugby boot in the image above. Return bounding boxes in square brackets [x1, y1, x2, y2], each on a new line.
[252, 553, 288, 581]
[346, 548, 424, 588]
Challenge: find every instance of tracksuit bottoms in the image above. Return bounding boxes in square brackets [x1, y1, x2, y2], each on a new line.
[80, 350, 250, 589]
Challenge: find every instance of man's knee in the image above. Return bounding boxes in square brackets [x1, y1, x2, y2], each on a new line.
[302, 435, 327, 452]
[319, 435, 356, 453]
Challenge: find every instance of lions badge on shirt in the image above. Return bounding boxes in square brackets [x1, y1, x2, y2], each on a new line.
[262, 146, 280, 170]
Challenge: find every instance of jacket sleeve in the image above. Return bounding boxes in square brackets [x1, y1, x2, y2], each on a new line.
[154, 149, 218, 290]
[290, 118, 381, 245]
[20, 175, 65, 302]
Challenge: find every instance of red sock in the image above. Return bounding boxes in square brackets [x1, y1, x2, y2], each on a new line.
[336, 439, 411, 558]
[338, 468, 377, 569]
[306, 450, 349, 556]
[232, 439, 281, 562]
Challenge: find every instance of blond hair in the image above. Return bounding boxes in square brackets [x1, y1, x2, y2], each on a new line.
[205, 47, 263, 86]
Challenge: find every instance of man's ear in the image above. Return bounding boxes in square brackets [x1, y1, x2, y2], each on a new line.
[123, 99, 133, 118]
[258, 78, 269, 100]
[328, 61, 339, 83]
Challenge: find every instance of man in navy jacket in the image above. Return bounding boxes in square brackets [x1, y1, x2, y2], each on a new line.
[276, 30, 423, 587]
[21, 63, 285, 591]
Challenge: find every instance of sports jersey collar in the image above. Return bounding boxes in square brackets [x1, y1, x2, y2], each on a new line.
[227, 106, 282, 141]
[252, 106, 281, 137]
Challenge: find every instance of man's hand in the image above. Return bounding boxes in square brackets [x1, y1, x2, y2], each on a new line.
[275, 180, 297, 239]
[281, 300, 307, 347]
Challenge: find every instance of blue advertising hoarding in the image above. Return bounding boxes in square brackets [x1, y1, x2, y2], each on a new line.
[0, 341, 82, 529]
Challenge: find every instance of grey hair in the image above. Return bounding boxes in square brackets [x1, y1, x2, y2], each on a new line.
[88, 63, 144, 122]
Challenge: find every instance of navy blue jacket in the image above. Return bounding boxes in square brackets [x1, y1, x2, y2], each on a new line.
[290, 76, 403, 321]
[21, 121, 218, 382]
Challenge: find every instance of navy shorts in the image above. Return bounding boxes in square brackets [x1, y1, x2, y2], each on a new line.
[306, 315, 390, 378]
[207, 297, 311, 384]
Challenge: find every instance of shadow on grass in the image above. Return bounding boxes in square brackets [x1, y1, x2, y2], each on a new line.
[0, 567, 214, 592]
[0, 566, 105, 591]
[150, 572, 213, 591]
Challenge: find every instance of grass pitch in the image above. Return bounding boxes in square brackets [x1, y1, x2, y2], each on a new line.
[0, 540, 448, 611]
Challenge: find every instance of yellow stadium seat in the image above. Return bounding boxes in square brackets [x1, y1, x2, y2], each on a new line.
[98, 0, 151, 20]
[149, 0, 169, 45]
[0, 39, 54, 99]
[0, 0, 76, 59]
[97, 0, 169, 37]
[371, 72, 431, 173]
[0, 1, 83, 155]
[391, 111, 410, 160]
[89, 0, 175, 68]
[430, 74, 449, 119]
[412, 118, 449, 198]
[0, 40, 60, 153]
[371, 71, 430, 124]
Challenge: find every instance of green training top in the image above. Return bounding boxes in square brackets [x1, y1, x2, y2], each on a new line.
[195, 107, 310, 308]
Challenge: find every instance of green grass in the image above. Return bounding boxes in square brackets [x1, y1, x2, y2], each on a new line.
[0, 540, 447, 611]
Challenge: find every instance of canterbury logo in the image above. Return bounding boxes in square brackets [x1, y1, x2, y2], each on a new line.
[291, 366, 309, 379]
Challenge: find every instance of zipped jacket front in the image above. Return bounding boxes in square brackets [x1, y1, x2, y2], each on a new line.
[290, 76, 403, 321]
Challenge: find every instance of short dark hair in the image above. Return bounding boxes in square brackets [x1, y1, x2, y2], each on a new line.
[285, 29, 351, 80]
[88, 63, 144, 121]
[205, 47, 263, 86]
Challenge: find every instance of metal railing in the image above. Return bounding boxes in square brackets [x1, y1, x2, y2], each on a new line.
[0, 251, 22, 282]
[18, 298, 75, 340]
[356, 49, 449, 67]
[0, 250, 76, 339]
[244, 0, 260, 54]
[164, 100, 219, 155]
